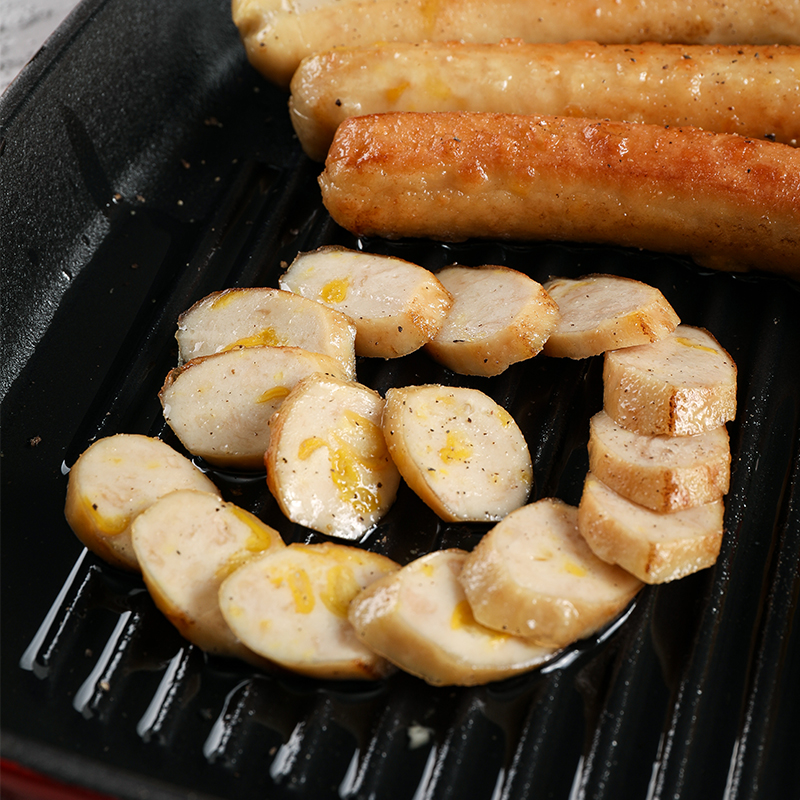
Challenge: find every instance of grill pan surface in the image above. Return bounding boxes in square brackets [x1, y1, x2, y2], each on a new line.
[2, 2, 799, 798]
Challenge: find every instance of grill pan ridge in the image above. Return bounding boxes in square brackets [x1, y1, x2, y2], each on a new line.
[2, 1, 800, 799]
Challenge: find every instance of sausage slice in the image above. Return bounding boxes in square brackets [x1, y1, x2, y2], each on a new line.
[425, 264, 560, 376]
[219, 542, 399, 679]
[265, 374, 401, 540]
[587, 410, 731, 512]
[543, 274, 680, 359]
[382, 385, 533, 521]
[176, 287, 357, 380]
[159, 345, 348, 468]
[459, 499, 643, 646]
[64, 433, 219, 571]
[280, 246, 452, 359]
[603, 324, 737, 436]
[348, 549, 559, 686]
[578, 473, 725, 584]
[131, 489, 284, 664]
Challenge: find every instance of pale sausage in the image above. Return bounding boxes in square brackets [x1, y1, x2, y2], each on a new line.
[233, 0, 800, 88]
[291, 41, 800, 160]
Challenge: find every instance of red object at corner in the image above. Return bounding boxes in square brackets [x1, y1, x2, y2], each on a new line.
[0, 760, 116, 800]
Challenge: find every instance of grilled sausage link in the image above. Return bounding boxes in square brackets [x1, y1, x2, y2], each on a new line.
[233, 0, 800, 88]
[318, 112, 800, 275]
[290, 41, 800, 161]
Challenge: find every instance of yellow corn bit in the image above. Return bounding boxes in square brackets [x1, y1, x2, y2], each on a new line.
[327, 409, 391, 515]
[439, 430, 472, 463]
[320, 277, 349, 304]
[257, 385, 290, 404]
[320, 564, 360, 618]
[423, 73, 452, 101]
[495, 407, 514, 428]
[217, 505, 279, 580]
[81, 495, 127, 535]
[419, 0, 440, 32]
[224, 602, 245, 620]
[210, 289, 246, 310]
[564, 560, 588, 578]
[675, 336, 719, 355]
[329, 448, 380, 516]
[279, 568, 315, 614]
[385, 80, 410, 104]
[450, 600, 478, 631]
[223, 327, 287, 350]
[298, 437, 328, 460]
[451, 600, 511, 644]
[333, 411, 386, 466]
[420, 562, 435, 578]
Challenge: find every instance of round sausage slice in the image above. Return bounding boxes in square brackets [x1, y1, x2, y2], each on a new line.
[265, 374, 401, 540]
[578, 472, 725, 584]
[64, 433, 219, 571]
[425, 265, 560, 376]
[382, 384, 532, 522]
[176, 287, 357, 379]
[459, 499, 643, 647]
[280, 246, 452, 358]
[603, 325, 737, 436]
[131, 489, 284, 664]
[219, 542, 399, 680]
[543, 274, 680, 358]
[348, 549, 559, 686]
[587, 410, 730, 512]
[159, 345, 348, 469]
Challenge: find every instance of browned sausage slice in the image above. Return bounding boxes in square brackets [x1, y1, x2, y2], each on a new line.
[603, 325, 737, 437]
[543, 274, 679, 359]
[578, 473, 725, 583]
[459, 498, 643, 646]
[587, 410, 731, 512]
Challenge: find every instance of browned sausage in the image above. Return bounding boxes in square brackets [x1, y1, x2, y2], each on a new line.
[318, 111, 800, 275]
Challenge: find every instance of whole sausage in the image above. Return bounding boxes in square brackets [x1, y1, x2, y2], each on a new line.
[233, 0, 800, 88]
[318, 111, 800, 275]
[290, 41, 800, 161]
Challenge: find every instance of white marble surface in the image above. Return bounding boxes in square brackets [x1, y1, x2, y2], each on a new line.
[0, 0, 81, 96]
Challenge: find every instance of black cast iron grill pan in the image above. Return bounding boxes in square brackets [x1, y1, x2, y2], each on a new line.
[2, 2, 799, 798]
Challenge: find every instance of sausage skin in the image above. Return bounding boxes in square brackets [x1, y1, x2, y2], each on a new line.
[291, 41, 800, 161]
[318, 112, 800, 275]
[233, 0, 800, 88]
